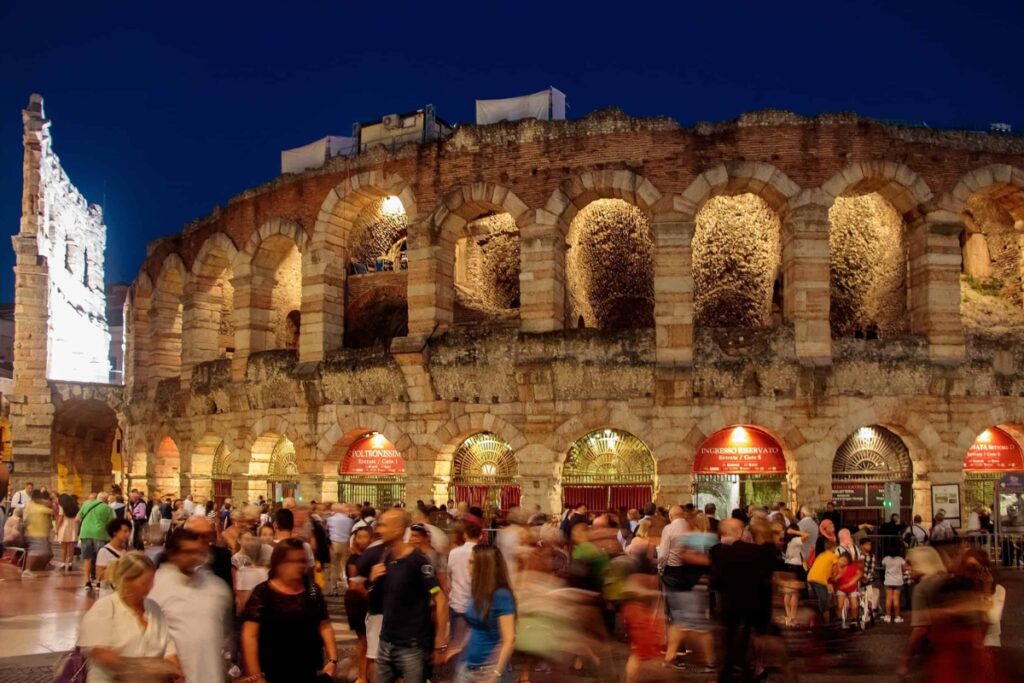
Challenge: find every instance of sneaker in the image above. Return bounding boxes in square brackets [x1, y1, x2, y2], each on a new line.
[21, 570, 36, 578]
[894, 616, 904, 623]
[882, 615, 891, 623]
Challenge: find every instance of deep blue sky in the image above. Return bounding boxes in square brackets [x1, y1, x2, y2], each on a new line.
[1, 0, 1022, 301]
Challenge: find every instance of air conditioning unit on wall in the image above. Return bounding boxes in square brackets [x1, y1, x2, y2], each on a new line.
[382, 114, 402, 129]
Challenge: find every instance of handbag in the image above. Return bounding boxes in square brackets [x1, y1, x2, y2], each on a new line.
[52, 647, 88, 683]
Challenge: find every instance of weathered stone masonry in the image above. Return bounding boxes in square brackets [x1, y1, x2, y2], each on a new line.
[19, 103, 1024, 521]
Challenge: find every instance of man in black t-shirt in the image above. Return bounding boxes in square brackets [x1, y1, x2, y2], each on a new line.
[369, 509, 448, 683]
[356, 539, 388, 669]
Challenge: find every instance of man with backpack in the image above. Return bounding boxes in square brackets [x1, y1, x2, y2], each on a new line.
[903, 514, 929, 547]
[77, 493, 115, 590]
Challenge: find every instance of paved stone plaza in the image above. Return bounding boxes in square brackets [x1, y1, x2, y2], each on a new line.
[2, 566, 1022, 683]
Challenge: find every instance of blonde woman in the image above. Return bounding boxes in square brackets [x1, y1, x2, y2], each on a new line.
[77, 551, 182, 683]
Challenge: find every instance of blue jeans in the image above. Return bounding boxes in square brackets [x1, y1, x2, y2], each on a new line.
[455, 661, 514, 683]
[376, 639, 426, 683]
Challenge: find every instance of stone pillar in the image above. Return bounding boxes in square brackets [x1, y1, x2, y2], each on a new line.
[9, 233, 54, 488]
[652, 216, 694, 365]
[180, 290, 221, 383]
[782, 203, 832, 365]
[230, 273, 255, 380]
[657, 473, 694, 506]
[299, 257, 345, 363]
[519, 212, 565, 333]
[406, 239, 453, 336]
[909, 219, 965, 363]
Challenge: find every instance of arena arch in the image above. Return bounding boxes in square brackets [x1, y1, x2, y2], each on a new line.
[559, 428, 656, 511]
[149, 254, 187, 389]
[235, 219, 307, 355]
[182, 232, 239, 374]
[820, 162, 933, 339]
[545, 171, 662, 331]
[450, 432, 520, 511]
[946, 165, 1024, 333]
[51, 398, 120, 497]
[679, 163, 799, 331]
[307, 171, 416, 356]
[152, 435, 182, 499]
[428, 184, 529, 325]
[189, 432, 240, 505]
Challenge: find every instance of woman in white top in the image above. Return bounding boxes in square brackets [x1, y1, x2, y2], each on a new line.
[77, 551, 181, 683]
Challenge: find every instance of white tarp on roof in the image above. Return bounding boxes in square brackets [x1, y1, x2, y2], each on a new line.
[475, 87, 566, 125]
[281, 136, 356, 174]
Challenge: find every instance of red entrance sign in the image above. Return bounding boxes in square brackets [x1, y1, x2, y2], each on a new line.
[694, 426, 786, 475]
[340, 434, 405, 476]
[964, 428, 1024, 472]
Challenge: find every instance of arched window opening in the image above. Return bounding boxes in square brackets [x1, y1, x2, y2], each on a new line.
[828, 193, 908, 339]
[450, 432, 520, 510]
[345, 196, 410, 348]
[562, 429, 654, 511]
[566, 199, 654, 331]
[693, 425, 787, 514]
[832, 426, 913, 527]
[453, 213, 520, 322]
[693, 194, 782, 328]
[959, 188, 1024, 333]
[336, 431, 406, 508]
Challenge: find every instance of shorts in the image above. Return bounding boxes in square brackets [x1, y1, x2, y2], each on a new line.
[666, 588, 712, 631]
[810, 582, 832, 614]
[365, 614, 383, 660]
[27, 537, 49, 555]
[81, 538, 103, 562]
[835, 589, 858, 598]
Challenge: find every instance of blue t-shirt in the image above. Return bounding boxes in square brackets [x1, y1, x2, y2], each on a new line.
[464, 588, 515, 666]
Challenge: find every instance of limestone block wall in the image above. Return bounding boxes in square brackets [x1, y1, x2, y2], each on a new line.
[91, 105, 1024, 521]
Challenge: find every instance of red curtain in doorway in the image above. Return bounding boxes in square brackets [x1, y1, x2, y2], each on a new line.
[500, 486, 521, 510]
[561, 485, 609, 512]
[608, 485, 653, 511]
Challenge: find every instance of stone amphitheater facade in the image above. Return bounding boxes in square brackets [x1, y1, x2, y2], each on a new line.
[20, 104, 1024, 520]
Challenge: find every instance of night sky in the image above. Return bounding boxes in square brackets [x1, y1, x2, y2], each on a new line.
[1, 0, 1021, 302]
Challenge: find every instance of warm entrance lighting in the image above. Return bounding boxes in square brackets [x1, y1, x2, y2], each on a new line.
[728, 426, 751, 446]
[382, 196, 404, 215]
[858, 427, 875, 440]
[977, 429, 993, 443]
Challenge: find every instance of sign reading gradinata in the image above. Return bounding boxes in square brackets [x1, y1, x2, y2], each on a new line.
[964, 427, 1024, 472]
[340, 435, 405, 476]
[694, 426, 786, 475]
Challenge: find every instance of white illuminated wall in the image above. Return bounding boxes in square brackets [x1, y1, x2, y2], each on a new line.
[28, 99, 112, 384]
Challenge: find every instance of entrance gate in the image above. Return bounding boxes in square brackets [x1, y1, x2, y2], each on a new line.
[561, 429, 654, 511]
[832, 426, 912, 527]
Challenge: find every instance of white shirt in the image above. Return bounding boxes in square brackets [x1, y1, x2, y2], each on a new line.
[784, 536, 804, 566]
[496, 525, 522, 583]
[798, 517, 818, 560]
[447, 540, 478, 614]
[95, 543, 126, 595]
[11, 489, 31, 511]
[183, 499, 195, 516]
[148, 564, 232, 683]
[658, 518, 690, 568]
[984, 584, 1006, 647]
[78, 593, 177, 683]
[882, 556, 906, 586]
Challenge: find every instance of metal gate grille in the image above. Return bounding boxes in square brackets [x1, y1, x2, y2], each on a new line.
[339, 476, 405, 509]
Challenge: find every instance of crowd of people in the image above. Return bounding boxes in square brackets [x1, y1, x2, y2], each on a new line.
[0, 483, 1016, 682]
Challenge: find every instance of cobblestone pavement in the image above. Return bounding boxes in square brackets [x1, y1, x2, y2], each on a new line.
[2, 571, 1024, 682]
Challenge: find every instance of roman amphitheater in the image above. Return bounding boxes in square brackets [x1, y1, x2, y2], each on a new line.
[11, 94, 1024, 526]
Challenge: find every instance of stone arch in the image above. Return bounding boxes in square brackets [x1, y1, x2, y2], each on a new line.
[676, 162, 801, 222]
[151, 433, 183, 498]
[149, 254, 187, 389]
[945, 165, 1024, 324]
[545, 172, 662, 330]
[51, 398, 120, 497]
[820, 163, 933, 339]
[183, 232, 239, 372]
[955, 404, 1024, 457]
[820, 162, 933, 218]
[235, 218, 306, 355]
[427, 183, 530, 324]
[305, 171, 416, 357]
[677, 163, 798, 331]
[317, 410, 415, 466]
[428, 413, 529, 497]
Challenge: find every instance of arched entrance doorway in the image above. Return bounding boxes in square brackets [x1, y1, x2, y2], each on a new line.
[51, 399, 120, 497]
[336, 431, 406, 508]
[693, 425, 787, 514]
[561, 429, 655, 511]
[267, 436, 299, 502]
[963, 426, 1024, 514]
[211, 442, 235, 509]
[450, 432, 520, 511]
[832, 426, 913, 527]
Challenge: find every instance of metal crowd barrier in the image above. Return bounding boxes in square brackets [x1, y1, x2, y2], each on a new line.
[854, 533, 1024, 573]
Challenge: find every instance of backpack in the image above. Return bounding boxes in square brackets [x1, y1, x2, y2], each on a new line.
[311, 519, 331, 565]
